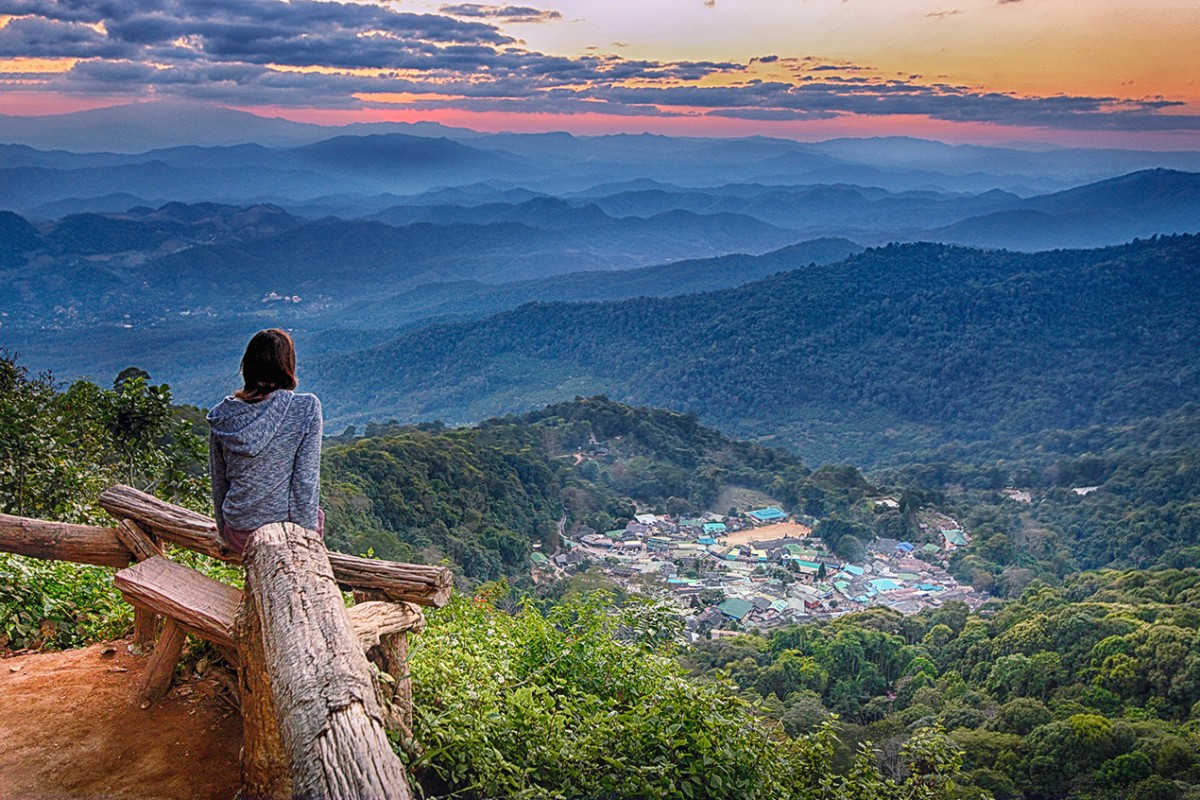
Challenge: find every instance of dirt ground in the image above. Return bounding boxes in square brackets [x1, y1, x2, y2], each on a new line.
[720, 520, 813, 547]
[0, 640, 242, 800]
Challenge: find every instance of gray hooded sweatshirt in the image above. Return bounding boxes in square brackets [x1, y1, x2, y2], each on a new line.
[206, 389, 322, 535]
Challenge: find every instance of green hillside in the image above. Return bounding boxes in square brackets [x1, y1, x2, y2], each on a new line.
[690, 570, 1200, 800]
[311, 235, 1200, 466]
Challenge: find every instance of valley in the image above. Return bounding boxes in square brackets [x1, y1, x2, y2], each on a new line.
[1, 104, 1199, 800]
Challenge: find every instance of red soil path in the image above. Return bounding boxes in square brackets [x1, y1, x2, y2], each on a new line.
[0, 640, 241, 799]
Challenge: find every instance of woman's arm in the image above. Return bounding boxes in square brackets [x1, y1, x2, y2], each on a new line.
[209, 431, 229, 534]
[290, 396, 323, 532]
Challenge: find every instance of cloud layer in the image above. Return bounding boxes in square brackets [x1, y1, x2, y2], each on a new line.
[0, 0, 1195, 134]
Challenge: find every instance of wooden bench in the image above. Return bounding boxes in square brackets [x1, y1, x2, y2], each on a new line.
[114, 554, 424, 723]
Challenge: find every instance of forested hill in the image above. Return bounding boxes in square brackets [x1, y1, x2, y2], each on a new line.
[311, 234, 1200, 466]
[320, 396, 810, 577]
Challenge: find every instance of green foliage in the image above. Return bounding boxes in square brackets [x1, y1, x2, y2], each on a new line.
[882, 404, 1200, 589]
[0, 352, 211, 649]
[0, 555, 130, 649]
[322, 425, 562, 579]
[313, 236, 1200, 467]
[687, 570, 1200, 800]
[322, 396, 828, 579]
[405, 591, 965, 800]
[0, 351, 209, 524]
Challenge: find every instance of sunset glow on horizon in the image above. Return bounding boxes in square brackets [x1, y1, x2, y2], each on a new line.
[0, 0, 1196, 147]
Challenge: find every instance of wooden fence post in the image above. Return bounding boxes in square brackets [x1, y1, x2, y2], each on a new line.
[237, 586, 294, 800]
[115, 519, 163, 651]
[241, 522, 412, 800]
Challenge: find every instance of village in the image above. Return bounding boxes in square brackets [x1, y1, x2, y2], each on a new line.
[533, 502, 986, 640]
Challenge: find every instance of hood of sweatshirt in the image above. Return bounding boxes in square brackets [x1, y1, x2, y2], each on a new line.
[206, 389, 294, 457]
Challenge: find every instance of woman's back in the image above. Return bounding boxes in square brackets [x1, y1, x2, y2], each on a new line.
[208, 388, 322, 536]
[207, 329, 323, 553]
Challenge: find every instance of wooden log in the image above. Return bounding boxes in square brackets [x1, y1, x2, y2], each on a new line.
[367, 632, 414, 739]
[237, 583, 293, 799]
[386, 633, 414, 739]
[99, 484, 233, 561]
[328, 552, 453, 608]
[0, 513, 131, 567]
[117, 520, 163, 651]
[242, 522, 412, 800]
[137, 618, 187, 708]
[100, 484, 454, 607]
[115, 518, 163, 562]
[131, 609, 159, 653]
[114, 556, 241, 649]
[345, 601, 425, 651]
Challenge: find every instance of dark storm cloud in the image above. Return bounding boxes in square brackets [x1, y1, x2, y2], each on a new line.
[1, 0, 1196, 133]
[593, 78, 1200, 132]
[0, 16, 129, 57]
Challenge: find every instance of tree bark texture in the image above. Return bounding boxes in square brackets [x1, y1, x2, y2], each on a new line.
[242, 522, 412, 800]
[137, 617, 187, 708]
[116, 519, 163, 650]
[0, 513, 131, 567]
[346, 602, 424, 739]
[100, 485, 453, 607]
[113, 555, 241, 649]
[237, 584, 294, 800]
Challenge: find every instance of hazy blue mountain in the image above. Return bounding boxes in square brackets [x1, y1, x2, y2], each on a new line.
[366, 197, 615, 228]
[0, 161, 347, 211]
[25, 193, 157, 220]
[0, 211, 43, 268]
[40, 202, 305, 256]
[0, 101, 471, 152]
[5, 110, 1200, 214]
[340, 237, 864, 329]
[0, 194, 814, 326]
[805, 135, 1200, 180]
[581, 183, 1016, 237]
[395, 185, 549, 208]
[926, 168, 1200, 250]
[291, 134, 532, 181]
[304, 236, 1200, 465]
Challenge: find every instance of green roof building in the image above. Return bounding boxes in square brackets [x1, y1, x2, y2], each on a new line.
[716, 598, 754, 621]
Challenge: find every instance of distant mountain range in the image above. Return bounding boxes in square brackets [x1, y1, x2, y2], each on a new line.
[927, 169, 1200, 250]
[6, 102, 1200, 209]
[1, 109, 1197, 469]
[0, 199, 809, 324]
[304, 235, 1200, 466]
[6, 164, 1196, 331]
[0, 102, 474, 152]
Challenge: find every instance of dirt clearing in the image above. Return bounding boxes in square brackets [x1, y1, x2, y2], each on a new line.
[720, 521, 813, 547]
[0, 640, 241, 800]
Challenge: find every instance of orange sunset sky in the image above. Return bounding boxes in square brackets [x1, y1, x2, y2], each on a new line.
[0, 0, 1197, 147]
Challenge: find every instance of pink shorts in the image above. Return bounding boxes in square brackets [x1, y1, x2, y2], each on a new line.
[223, 508, 325, 555]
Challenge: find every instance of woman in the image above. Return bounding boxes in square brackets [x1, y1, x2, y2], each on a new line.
[207, 328, 323, 554]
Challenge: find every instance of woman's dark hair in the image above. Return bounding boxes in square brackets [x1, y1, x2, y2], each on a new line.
[235, 328, 297, 402]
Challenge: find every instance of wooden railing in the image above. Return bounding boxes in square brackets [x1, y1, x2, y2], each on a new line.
[0, 486, 456, 799]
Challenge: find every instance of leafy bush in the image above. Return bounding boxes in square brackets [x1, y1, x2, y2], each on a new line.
[0, 554, 130, 649]
[404, 591, 964, 800]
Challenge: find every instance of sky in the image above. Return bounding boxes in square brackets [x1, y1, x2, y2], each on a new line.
[0, 0, 1198, 147]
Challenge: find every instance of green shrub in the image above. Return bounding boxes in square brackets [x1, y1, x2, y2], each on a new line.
[0, 554, 130, 649]
[404, 591, 964, 800]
